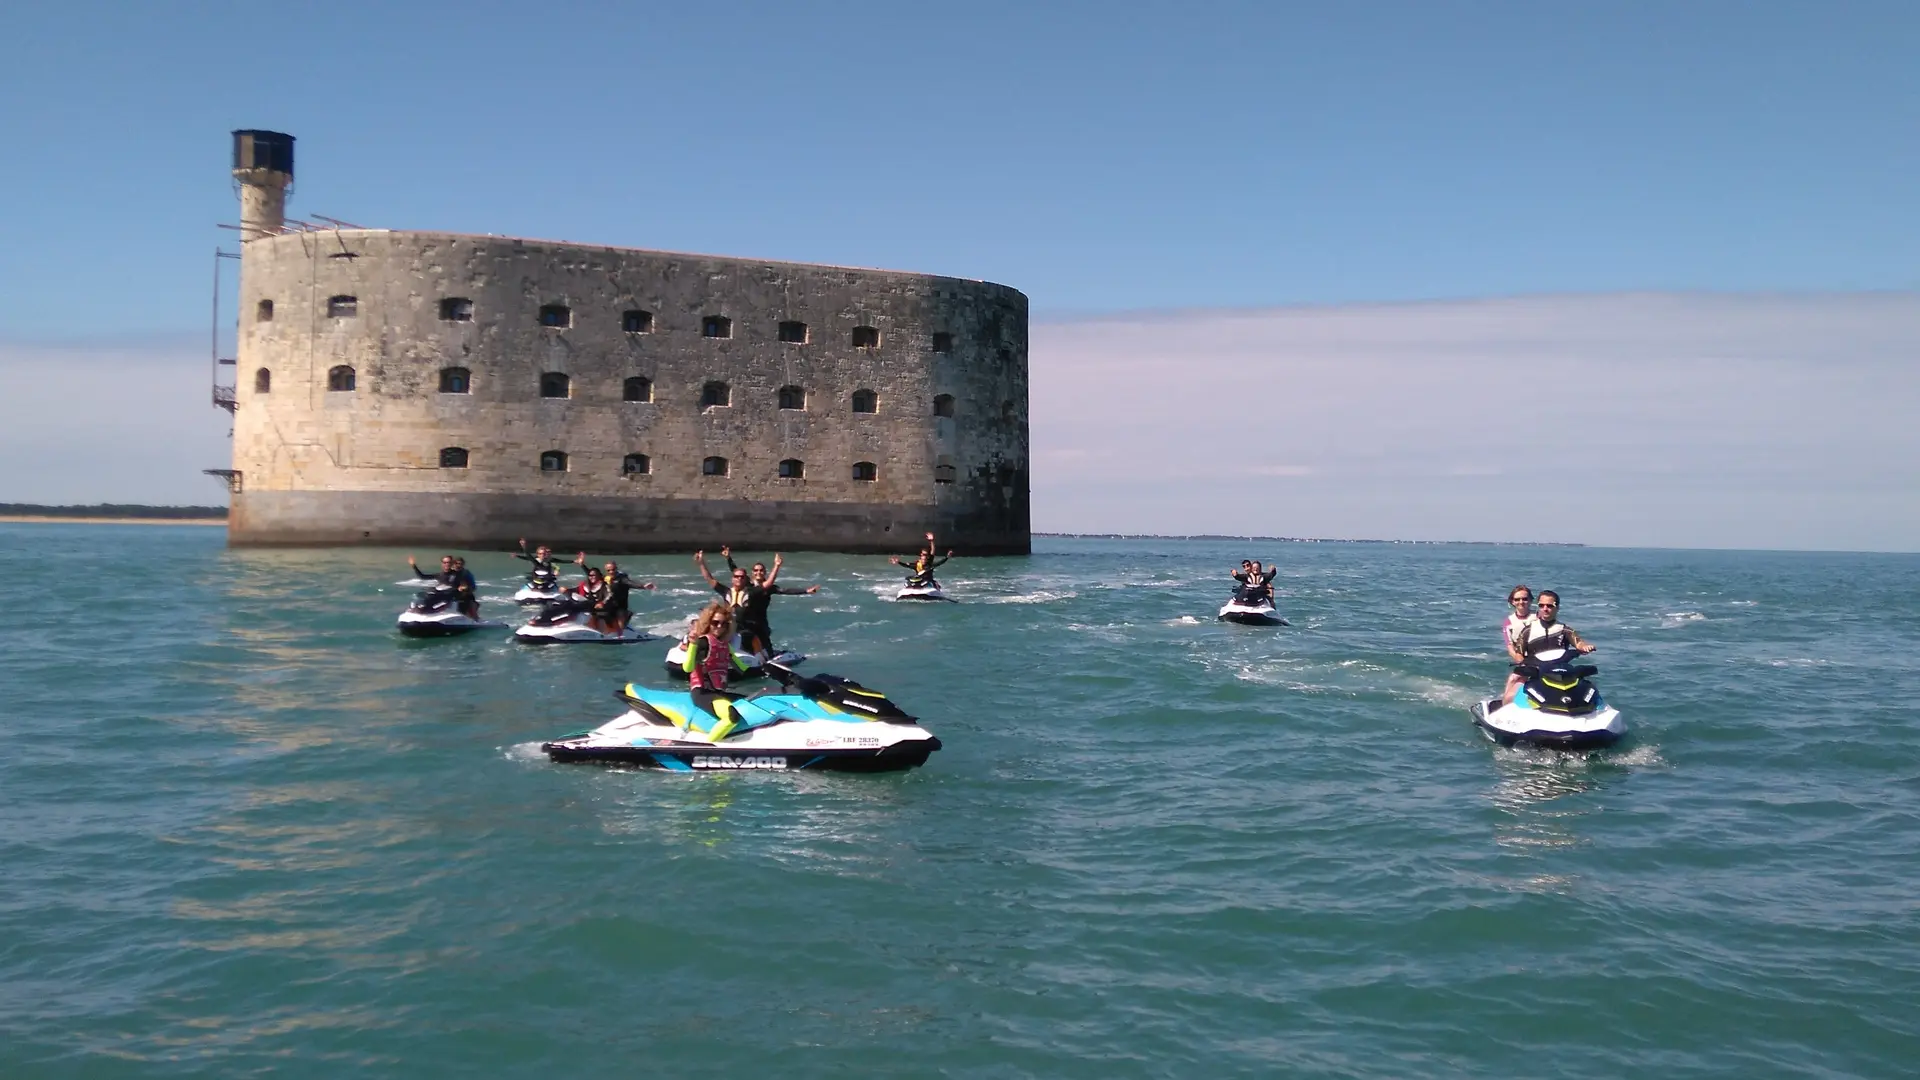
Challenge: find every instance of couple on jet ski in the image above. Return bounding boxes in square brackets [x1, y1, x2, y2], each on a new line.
[1500, 585, 1596, 702]
[693, 547, 817, 654]
[1232, 559, 1278, 601]
[1471, 584, 1622, 749]
[408, 554, 479, 618]
[549, 555, 656, 634]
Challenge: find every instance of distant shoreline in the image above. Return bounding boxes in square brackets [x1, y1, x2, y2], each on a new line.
[0, 516, 227, 526]
[1035, 532, 1584, 547]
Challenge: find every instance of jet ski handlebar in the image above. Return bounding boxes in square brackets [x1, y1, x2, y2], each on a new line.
[1513, 660, 1599, 679]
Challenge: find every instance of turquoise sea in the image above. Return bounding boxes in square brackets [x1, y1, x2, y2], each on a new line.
[2, 523, 1917, 1078]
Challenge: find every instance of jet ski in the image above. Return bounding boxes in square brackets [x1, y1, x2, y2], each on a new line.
[542, 663, 941, 772]
[512, 567, 564, 605]
[1218, 585, 1287, 626]
[662, 635, 805, 679]
[513, 598, 653, 644]
[1468, 649, 1624, 750]
[895, 578, 954, 602]
[395, 586, 504, 637]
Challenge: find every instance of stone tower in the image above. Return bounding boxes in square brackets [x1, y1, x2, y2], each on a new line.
[231, 130, 295, 240]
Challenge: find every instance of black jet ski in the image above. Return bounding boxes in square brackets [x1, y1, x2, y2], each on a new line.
[515, 597, 652, 644]
[542, 663, 941, 772]
[1218, 584, 1287, 626]
[395, 586, 504, 637]
[513, 566, 564, 604]
[1469, 649, 1625, 750]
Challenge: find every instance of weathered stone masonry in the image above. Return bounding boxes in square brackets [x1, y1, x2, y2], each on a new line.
[229, 230, 1030, 553]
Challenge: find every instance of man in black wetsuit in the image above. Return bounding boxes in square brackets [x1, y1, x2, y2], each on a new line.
[891, 545, 952, 588]
[514, 539, 561, 589]
[577, 555, 656, 634]
[726, 548, 818, 652]
[408, 554, 479, 618]
[694, 548, 813, 654]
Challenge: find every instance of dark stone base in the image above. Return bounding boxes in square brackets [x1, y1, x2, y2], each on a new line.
[230, 490, 1030, 555]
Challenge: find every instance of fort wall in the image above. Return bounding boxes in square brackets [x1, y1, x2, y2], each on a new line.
[229, 230, 1029, 553]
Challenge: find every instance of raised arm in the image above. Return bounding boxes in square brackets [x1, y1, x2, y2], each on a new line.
[407, 555, 434, 580]
[722, 545, 738, 573]
[693, 550, 721, 588]
[762, 552, 786, 586]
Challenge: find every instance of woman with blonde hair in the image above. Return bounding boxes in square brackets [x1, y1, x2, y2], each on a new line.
[683, 602, 738, 694]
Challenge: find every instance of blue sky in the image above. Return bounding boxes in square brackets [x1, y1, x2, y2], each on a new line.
[2, 1, 1915, 548]
[3, 0, 1915, 334]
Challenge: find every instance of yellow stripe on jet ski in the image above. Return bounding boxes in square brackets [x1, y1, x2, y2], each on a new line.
[1542, 675, 1579, 691]
[846, 687, 887, 698]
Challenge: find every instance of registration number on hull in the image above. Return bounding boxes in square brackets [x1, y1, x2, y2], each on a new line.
[689, 755, 788, 770]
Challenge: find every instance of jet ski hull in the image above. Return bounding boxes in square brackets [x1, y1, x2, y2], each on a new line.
[512, 585, 564, 605]
[895, 584, 952, 602]
[1469, 698, 1625, 751]
[515, 614, 654, 644]
[396, 612, 504, 637]
[543, 733, 942, 772]
[1218, 601, 1287, 626]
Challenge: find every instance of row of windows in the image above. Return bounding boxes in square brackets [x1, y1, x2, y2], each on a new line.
[261, 296, 956, 351]
[276, 366, 958, 416]
[435, 448, 911, 483]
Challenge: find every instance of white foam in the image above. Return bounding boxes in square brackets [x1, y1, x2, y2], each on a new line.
[980, 590, 1076, 605]
[501, 741, 549, 763]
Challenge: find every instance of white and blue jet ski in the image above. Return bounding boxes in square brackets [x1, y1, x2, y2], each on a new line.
[514, 598, 654, 644]
[661, 635, 805, 679]
[1469, 648, 1624, 750]
[542, 663, 940, 772]
[395, 586, 505, 637]
[1218, 584, 1287, 626]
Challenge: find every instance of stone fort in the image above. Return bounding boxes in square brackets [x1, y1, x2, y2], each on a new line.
[221, 130, 1030, 554]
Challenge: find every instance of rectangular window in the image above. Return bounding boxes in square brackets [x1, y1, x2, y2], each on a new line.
[623, 310, 653, 333]
[327, 295, 357, 318]
[778, 320, 809, 343]
[439, 298, 473, 321]
[932, 332, 953, 353]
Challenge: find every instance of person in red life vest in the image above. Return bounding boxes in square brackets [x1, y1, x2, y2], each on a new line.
[682, 602, 748, 736]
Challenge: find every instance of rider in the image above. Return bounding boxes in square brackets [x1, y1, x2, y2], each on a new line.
[579, 555, 656, 634]
[1505, 589, 1597, 702]
[514, 539, 561, 590]
[408, 554, 479, 618]
[682, 602, 747, 739]
[1500, 584, 1534, 703]
[693, 549, 759, 650]
[724, 548, 819, 653]
[890, 533, 952, 589]
[1230, 560, 1277, 601]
